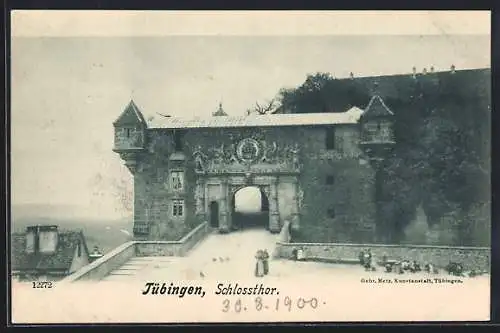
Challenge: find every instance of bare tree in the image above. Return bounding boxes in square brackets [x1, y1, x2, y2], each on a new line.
[248, 99, 277, 115]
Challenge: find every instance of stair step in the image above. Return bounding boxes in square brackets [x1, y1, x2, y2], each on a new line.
[108, 270, 137, 276]
[119, 265, 148, 270]
[128, 258, 182, 264]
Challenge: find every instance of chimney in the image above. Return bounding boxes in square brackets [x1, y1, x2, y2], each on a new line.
[430, 66, 435, 73]
[349, 72, 354, 79]
[412, 66, 417, 78]
[38, 225, 59, 253]
[422, 68, 428, 75]
[451, 64, 456, 73]
[25, 226, 38, 254]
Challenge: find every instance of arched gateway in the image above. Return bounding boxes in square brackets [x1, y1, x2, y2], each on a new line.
[112, 99, 395, 243]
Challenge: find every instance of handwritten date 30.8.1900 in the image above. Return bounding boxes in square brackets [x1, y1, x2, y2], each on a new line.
[222, 296, 324, 313]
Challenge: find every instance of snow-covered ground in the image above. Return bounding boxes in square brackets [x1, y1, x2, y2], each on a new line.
[11, 228, 490, 323]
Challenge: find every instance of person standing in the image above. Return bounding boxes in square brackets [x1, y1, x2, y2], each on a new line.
[363, 249, 372, 271]
[262, 249, 270, 275]
[254, 250, 265, 277]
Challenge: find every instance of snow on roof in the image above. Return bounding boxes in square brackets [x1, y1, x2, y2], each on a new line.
[148, 106, 364, 129]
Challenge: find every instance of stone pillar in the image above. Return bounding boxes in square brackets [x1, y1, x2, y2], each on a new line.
[290, 177, 301, 231]
[269, 179, 280, 233]
[219, 180, 230, 233]
[195, 178, 204, 214]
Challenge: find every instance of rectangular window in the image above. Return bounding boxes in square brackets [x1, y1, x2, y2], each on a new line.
[326, 127, 335, 150]
[326, 175, 335, 185]
[170, 171, 184, 191]
[327, 207, 336, 218]
[172, 199, 184, 217]
[125, 128, 131, 138]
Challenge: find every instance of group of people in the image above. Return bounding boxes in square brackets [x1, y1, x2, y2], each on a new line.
[383, 258, 432, 275]
[359, 249, 374, 271]
[254, 249, 270, 277]
[362, 250, 479, 277]
[359, 249, 441, 275]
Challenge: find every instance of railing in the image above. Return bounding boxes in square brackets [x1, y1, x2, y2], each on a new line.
[60, 222, 209, 283]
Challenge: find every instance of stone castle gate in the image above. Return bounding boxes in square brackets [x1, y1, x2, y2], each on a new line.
[192, 137, 301, 233]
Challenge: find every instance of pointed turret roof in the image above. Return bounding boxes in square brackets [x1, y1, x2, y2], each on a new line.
[212, 102, 228, 116]
[113, 100, 148, 127]
[361, 95, 394, 119]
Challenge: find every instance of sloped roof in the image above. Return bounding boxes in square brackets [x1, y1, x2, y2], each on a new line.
[11, 230, 90, 272]
[113, 100, 148, 127]
[148, 106, 364, 129]
[361, 95, 394, 119]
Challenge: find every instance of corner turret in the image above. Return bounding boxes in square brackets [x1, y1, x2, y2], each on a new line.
[359, 95, 395, 165]
[113, 100, 148, 173]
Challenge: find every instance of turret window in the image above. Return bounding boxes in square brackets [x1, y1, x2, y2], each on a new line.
[172, 199, 184, 217]
[170, 171, 184, 191]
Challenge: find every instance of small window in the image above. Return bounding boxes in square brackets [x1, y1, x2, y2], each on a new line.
[326, 127, 335, 150]
[326, 175, 335, 185]
[125, 128, 131, 138]
[170, 171, 184, 191]
[172, 199, 184, 217]
[327, 208, 336, 218]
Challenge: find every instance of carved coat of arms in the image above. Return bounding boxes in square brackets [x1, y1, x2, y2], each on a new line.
[236, 138, 261, 163]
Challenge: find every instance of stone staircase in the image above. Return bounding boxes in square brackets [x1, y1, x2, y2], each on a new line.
[101, 257, 185, 282]
[98, 228, 280, 282]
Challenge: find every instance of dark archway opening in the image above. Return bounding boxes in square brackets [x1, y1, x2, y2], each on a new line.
[231, 186, 269, 230]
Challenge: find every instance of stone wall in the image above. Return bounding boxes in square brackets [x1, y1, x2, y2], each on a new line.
[295, 125, 376, 243]
[133, 124, 376, 243]
[275, 242, 490, 271]
[135, 222, 209, 256]
[133, 131, 200, 240]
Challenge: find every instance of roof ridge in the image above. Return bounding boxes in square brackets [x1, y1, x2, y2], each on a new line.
[337, 67, 490, 81]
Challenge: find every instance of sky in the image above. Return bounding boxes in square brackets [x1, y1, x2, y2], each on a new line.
[10, 11, 491, 220]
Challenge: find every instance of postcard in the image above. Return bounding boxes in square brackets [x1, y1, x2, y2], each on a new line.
[9, 10, 491, 323]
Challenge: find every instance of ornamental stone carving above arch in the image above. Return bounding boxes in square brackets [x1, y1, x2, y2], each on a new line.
[236, 138, 261, 164]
